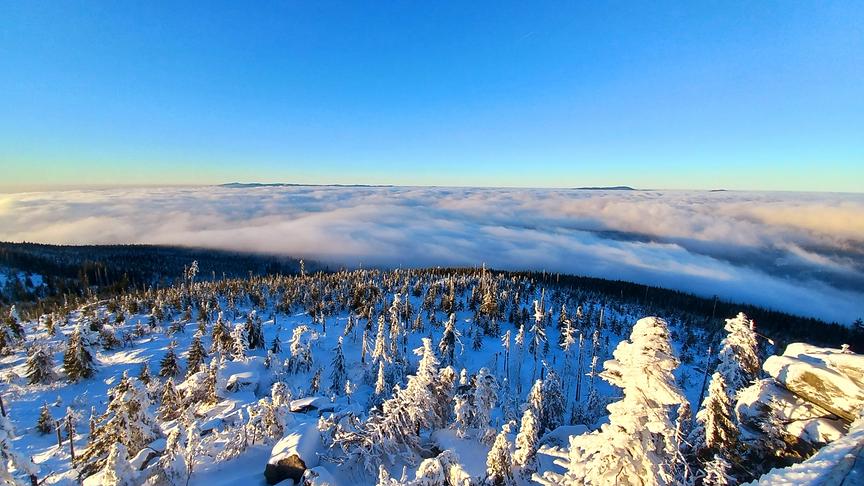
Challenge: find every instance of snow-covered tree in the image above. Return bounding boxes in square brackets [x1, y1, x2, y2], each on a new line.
[485, 426, 514, 486]
[148, 427, 186, 486]
[286, 325, 314, 373]
[372, 315, 389, 364]
[537, 317, 686, 486]
[101, 442, 137, 486]
[330, 337, 346, 395]
[159, 341, 181, 378]
[702, 454, 736, 486]
[1, 413, 37, 485]
[36, 403, 54, 434]
[541, 369, 566, 432]
[438, 314, 459, 367]
[158, 378, 182, 422]
[691, 372, 738, 462]
[63, 324, 97, 381]
[25, 345, 57, 385]
[716, 313, 760, 398]
[472, 367, 498, 442]
[246, 311, 265, 350]
[185, 333, 207, 376]
[513, 408, 539, 477]
[79, 372, 157, 477]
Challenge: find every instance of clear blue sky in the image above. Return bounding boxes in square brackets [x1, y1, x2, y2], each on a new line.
[1, 1, 862, 191]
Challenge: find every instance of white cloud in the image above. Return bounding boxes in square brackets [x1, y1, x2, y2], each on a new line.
[1, 185, 862, 323]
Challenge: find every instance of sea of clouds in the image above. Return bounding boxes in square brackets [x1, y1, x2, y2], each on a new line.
[1, 185, 862, 323]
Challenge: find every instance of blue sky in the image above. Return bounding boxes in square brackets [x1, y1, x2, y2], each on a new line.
[1, 1, 862, 191]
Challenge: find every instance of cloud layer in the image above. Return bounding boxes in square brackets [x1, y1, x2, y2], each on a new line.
[1, 185, 862, 323]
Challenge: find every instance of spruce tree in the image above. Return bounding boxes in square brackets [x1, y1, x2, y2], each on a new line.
[158, 378, 182, 421]
[36, 403, 54, 434]
[101, 442, 137, 486]
[246, 311, 265, 350]
[159, 341, 181, 379]
[513, 408, 540, 477]
[26, 345, 57, 385]
[537, 317, 686, 486]
[79, 373, 157, 477]
[186, 333, 207, 376]
[438, 314, 458, 367]
[330, 337, 346, 395]
[541, 369, 566, 432]
[485, 426, 514, 486]
[63, 324, 97, 381]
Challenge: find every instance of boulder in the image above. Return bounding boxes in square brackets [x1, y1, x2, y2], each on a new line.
[264, 422, 322, 485]
[764, 354, 864, 423]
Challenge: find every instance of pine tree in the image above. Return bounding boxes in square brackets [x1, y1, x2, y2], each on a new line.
[537, 317, 686, 486]
[1, 413, 38, 484]
[485, 426, 514, 486]
[186, 333, 207, 376]
[159, 341, 181, 378]
[101, 442, 137, 486]
[330, 337, 346, 395]
[4, 306, 24, 340]
[472, 368, 498, 440]
[513, 408, 539, 477]
[26, 345, 57, 385]
[63, 324, 97, 381]
[36, 403, 54, 434]
[374, 360, 388, 399]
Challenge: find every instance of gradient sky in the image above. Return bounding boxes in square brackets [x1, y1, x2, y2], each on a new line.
[1, 1, 862, 191]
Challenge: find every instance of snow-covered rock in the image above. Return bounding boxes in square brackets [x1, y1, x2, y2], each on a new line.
[289, 396, 333, 414]
[264, 421, 322, 485]
[746, 417, 864, 485]
[764, 351, 864, 423]
[737, 378, 846, 446]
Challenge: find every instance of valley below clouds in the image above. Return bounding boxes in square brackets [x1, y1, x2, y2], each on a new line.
[1, 185, 862, 323]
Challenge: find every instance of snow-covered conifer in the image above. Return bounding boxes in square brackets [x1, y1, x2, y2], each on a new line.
[159, 341, 182, 378]
[185, 333, 207, 376]
[330, 337, 346, 395]
[80, 372, 157, 477]
[485, 426, 514, 486]
[26, 345, 57, 385]
[63, 324, 97, 381]
[438, 314, 459, 367]
[101, 442, 137, 486]
[703, 454, 736, 486]
[36, 403, 54, 434]
[158, 378, 182, 421]
[537, 317, 685, 486]
[541, 369, 566, 432]
[716, 313, 760, 398]
[513, 408, 539, 476]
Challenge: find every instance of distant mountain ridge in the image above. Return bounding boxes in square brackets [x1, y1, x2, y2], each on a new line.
[574, 185, 636, 190]
[219, 182, 394, 188]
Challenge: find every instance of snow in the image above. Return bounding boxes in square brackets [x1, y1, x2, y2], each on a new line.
[747, 418, 864, 485]
[268, 421, 322, 469]
[764, 354, 864, 422]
